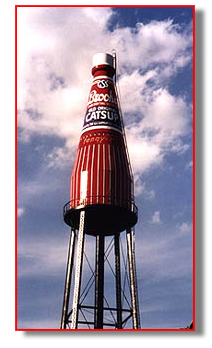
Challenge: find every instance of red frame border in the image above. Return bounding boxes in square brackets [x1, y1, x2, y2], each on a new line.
[15, 4, 195, 332]
[15, 4, 18, 332]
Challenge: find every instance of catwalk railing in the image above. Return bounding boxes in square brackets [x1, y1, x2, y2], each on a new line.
[63, 196, 138, 216]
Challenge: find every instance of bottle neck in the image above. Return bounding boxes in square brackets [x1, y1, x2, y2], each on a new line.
[91, 64, 115, 78]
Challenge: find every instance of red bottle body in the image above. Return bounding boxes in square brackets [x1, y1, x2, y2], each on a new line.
[70, 65, 132, 210]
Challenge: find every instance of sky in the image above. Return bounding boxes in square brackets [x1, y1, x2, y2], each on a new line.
[17, 5, 194, 330]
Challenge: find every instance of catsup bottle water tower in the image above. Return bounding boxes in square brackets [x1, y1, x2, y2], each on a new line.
[61, 53, 140, 330]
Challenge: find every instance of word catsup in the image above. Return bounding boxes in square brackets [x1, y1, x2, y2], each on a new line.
[85, 109, 119, 122]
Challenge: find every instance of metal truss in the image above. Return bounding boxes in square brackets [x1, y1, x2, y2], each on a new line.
[61, 212, 140, 329]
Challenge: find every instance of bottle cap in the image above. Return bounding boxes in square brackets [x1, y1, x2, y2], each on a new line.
[92, 53, 114, 69]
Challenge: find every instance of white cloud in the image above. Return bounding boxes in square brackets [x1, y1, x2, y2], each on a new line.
[111, 19, 192, 71]
[185, 160, 193, 169]
[134, 173, 145, 196]
[17, 207, 24, 217]
[147, 190, 155, 199]
[179, 222, 192, 235]
[133, 176, 155, 199]
[47, 144, 75, 169]
[18, 237, 68, 277]
[123, 85, 191, 176]
[17, 7, 192, 179]
[17, 235, 95, 277]
[126, 125, 163, 174]
[151, 211, 161, 224]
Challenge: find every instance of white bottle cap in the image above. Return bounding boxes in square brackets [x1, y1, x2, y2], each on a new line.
[92, 53, 114, 69]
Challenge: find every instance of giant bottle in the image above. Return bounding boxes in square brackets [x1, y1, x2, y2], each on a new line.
[64, 52, 137, 235]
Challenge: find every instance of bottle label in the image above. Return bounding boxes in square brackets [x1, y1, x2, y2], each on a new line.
[82, 77, 122, 133]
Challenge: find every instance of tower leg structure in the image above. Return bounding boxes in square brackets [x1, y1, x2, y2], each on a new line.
[126, 228, 141, 329]
[61, 225, 141, 329]
[94, 235, 105, 329]
[71, 210, 86, 329]
[60, 228, 76, 329]
[114, 233, 122, 329]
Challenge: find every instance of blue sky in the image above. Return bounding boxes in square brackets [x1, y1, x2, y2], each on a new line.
[17, 6, 193, 329]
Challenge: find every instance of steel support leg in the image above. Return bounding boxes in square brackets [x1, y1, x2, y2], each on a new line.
[126, 228, 141, 329]
[114, 233, 122, 329]
[94, 234, 105, 329]
[71, 210, 86, 329]
[60, 229, 76, 329]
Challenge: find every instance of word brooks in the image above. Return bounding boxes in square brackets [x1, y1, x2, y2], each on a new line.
[88, 90, 117, 106]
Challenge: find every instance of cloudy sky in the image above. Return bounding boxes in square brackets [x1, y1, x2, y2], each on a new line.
[17, 6, 193, 330]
